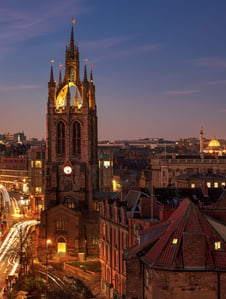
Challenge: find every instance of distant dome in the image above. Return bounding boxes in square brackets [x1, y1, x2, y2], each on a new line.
[208, 137, 221, 147]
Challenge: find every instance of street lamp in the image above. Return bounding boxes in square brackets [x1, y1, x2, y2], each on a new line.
[46, 239, 51, 283]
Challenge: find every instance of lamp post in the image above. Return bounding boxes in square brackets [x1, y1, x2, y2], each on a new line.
[46, 239, 51, 283]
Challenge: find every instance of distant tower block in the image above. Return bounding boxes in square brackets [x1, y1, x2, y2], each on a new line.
[200, 127, 204, 153]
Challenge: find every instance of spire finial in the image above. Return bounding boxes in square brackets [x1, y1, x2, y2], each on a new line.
[49, 59, 55, 83]
[70, 18, 76, 52]
[58, 63, 63, 86]
[90, 63, 94, 83]
[83, 58, 88, 82]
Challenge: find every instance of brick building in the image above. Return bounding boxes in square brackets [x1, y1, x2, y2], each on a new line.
[126, 198, 226, 299]
[99, 190, 157, 299]
[98, 147, 113, 192]
[38, 22, 99, 258]
[27, 146, 45, 216]
[0, 157, 29, 193]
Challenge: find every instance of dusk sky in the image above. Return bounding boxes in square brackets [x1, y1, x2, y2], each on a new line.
[1, 0, 226, 141]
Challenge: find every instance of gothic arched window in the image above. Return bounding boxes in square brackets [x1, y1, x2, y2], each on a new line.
[64, 196, 77, 209]
[72, 121, 81, 155]
[56, 121, 65, 155]
[56, 217, 65, 231]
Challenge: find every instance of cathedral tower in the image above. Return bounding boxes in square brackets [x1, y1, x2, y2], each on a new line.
[39, 21, 99, 258]
[46, 22, 98, 211]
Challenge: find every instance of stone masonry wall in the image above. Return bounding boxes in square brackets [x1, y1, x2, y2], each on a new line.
[144, 269, 226, 299]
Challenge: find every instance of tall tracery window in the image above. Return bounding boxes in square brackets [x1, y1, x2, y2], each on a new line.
[72, 121, 81, 155]
[56, 217, 65, 231]
[57, 121, 65, 155]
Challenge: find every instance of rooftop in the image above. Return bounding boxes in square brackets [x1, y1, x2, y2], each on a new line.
[129, 199, 226, 271]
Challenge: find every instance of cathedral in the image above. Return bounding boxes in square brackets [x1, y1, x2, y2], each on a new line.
[38, 22, 99, 258]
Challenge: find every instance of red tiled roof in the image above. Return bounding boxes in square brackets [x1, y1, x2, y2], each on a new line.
[138, 198, 226, 270]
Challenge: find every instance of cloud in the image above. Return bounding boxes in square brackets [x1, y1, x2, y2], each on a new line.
[164, 89, 199, 95]
[188, 57, 226, 68]
[206, 80, 226, 86]
[0, 85, 40, 91]
[0, 0, 88, 59]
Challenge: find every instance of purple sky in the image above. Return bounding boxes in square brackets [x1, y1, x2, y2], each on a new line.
[0, 0, 226, 141]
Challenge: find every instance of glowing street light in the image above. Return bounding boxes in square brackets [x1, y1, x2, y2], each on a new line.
[46, 239, 52, 283]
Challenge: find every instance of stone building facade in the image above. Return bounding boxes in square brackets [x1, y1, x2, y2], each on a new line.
[98, 147, 113, 192]
[151, 155, 226, 188]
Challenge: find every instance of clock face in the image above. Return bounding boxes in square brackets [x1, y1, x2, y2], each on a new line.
[63, 165, 72, 175]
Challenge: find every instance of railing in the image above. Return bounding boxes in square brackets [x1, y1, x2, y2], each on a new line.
[151, 158, 226, 165]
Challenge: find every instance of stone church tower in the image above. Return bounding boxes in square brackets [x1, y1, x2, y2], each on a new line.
[39, 23, 99, 258]
[46, 24, 98, 210]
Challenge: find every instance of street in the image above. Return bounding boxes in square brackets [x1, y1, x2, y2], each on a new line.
[0, 220, 38, 297]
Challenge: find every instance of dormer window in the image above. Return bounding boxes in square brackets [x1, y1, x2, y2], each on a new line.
[215, 241, 221, 250]
[172, 238, 178, 245]
[207, 182, 211, 188]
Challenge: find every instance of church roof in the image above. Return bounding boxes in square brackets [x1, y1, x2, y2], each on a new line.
[130, 199, 226, 270]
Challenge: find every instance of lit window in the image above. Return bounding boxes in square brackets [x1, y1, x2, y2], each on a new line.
[215, 241, 221, 250]
[31, 161, 34, 168]
[172, 238, 178, 245]
[23, 184, 28, 193]
[35, 187, 42, 193]
[35, 160, 42, 168]
[207, 182, 211, 188]
[58, 242, 66, 253]
[191, 183, 195, 188]
[214, 182, 219, 188]
[222, 182, 225, 186]
[103, 161, 110, 168]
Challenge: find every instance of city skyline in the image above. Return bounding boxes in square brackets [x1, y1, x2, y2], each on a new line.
[0, 0, 226, 141]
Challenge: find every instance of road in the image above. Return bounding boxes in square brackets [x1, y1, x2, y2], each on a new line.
[0, 220, 38, 297]
[35, 266, 95, 299]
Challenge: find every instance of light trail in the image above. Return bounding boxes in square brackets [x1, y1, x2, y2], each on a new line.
[0, 220, 39, 294]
